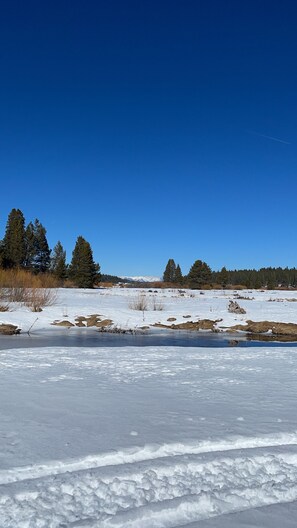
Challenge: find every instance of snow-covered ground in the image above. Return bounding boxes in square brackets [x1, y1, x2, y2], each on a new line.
[1, 287, 297, 333]
[1, 344, 297, 527]
[1, 288, 297, 526]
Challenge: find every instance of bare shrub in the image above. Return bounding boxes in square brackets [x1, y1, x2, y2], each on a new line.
[24, 288, 57, 312]
[129, 293, 148, 311]
[6, 287, 27, 303]
[0, 287, 9, 303]
[0, 303, 10, 312]
[151, 296, 164, 311]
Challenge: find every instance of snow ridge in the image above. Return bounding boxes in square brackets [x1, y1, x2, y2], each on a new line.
[1, 430, 297, 485]
[1, 432, 297, 527]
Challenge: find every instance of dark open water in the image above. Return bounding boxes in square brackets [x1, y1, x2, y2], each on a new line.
[1, 330, 297, 349]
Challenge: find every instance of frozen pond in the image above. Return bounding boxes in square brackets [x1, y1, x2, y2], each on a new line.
[1, 329, 297, 349]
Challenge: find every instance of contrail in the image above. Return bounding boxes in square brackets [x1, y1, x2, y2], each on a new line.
[247, 130, 291, 145]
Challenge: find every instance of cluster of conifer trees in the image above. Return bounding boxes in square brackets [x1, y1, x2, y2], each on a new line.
[163, 259, 297, 289]
[2, 209, 296, 290]
[0, 209, 100, 288]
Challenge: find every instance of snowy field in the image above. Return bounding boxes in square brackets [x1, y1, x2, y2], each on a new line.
[1, 286, 297, 333]
[1, 344, 297, 527]
[1, 288, 297, 526]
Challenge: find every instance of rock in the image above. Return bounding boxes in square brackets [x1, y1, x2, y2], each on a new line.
[183, 315, 192, 318]
[167, 317, 177, 322]
[75, 321, 86, 327]
[0, 324, 20, 335]
[228, 300, 246, 314]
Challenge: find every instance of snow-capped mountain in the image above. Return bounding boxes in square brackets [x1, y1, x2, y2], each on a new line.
[120, 276, 161, 283]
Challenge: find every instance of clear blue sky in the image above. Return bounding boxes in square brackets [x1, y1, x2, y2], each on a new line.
[1, 0, 296, 276]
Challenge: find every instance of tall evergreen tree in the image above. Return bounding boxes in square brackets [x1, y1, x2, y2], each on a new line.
[175, 264, 183, 284]
[3, 208, 26, 268]
[31, 219, 51, 272]
[267, 272, 277, 290]
[163, 259, 177, 282]
[24, 222, 36, 270]
[69, 236, 100, 288]
[187, 260, 212, 289]
[218, 266, 229, 288]
[0, 240, 4, 268]
[50, 241, 67, 281]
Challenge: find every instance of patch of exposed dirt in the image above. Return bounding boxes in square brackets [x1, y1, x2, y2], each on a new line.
[0, 324, 21, 335]
[229, 320, 297, 337]
[54, 315, 112, 329]
[153, 319, 222, 331]
[74, 314, 103, 327]
[51, 320, 75, 327]
[247, 333, 297, 343]
[94, 319, 113, 328]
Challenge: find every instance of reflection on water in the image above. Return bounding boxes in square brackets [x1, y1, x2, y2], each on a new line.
[1, 330, 297, 350]
[246, 333, 297, 343]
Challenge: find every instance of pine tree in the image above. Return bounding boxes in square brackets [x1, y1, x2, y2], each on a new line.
[0, 240, 4, 268]
[50, 241, 67, 281]
[187, 260, 212, 289]
[175, 264, 183, 284]
[24, 222, 36, 270]
[31, 219, 51, 273]
[3, 208, 26, 268]
[69, 236, 100, 288]
[163, 259, 177, 282]
[267, 272, 277, 290]
[218, 266, 229, 288]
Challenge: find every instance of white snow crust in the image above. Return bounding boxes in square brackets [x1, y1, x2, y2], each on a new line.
[1, 344, 297, 526]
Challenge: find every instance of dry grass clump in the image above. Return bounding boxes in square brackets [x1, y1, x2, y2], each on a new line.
[151, 296, 164, 311]
[0, 269, 59, 289]
[0, 270, 58, 311]
[129, 293, 149, 311]
[129, 293, 164, 311]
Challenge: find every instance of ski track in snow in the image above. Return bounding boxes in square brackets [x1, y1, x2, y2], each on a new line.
[2, 343, 297, 527]
[1, 433, 297, 527]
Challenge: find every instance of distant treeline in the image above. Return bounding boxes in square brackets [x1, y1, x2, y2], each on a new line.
[163, 259, 297, 289]
[212, 267, 297, 289]
[1, 209, 296, 289]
